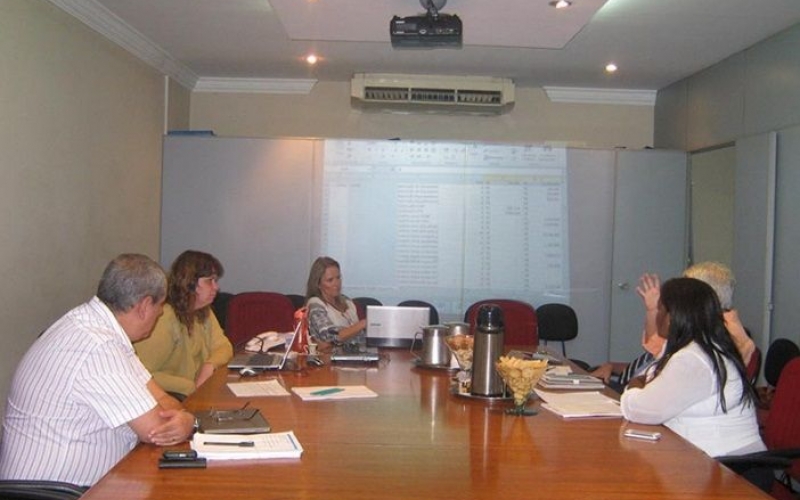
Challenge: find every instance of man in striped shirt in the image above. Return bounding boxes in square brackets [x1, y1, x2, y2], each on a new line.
[0, 254, 196, 487]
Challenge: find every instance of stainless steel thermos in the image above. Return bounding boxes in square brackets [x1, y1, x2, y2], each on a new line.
[470, 304, 505, 396]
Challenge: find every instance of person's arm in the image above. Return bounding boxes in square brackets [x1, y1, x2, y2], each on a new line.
[590, 362, 629, 383]
[128, 379, 195, 446]
[723, 309, 755, 366]
[336, 319, 367, 341]
[636, 273, 662, 354]
[620, 348, 714, 424]
[196, 311, 234, 388]
[134, 307, 196, 395]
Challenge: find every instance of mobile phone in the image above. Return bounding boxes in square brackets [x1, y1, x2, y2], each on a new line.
[158, 457, 207, 469]
[623, 429, 662, 441]
[162, 449, 198, 460]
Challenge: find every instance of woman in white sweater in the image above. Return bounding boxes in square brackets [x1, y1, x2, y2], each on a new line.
[620, 277, 764, 458]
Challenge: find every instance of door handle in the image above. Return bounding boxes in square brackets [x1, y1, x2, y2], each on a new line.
[617, 282, 630, 290]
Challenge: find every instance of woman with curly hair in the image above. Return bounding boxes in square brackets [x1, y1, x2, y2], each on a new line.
[135, 250, 232, 398]
[620, 277, 764, 458]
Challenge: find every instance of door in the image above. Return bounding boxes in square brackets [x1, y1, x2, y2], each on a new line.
[608, 149, 688, 362]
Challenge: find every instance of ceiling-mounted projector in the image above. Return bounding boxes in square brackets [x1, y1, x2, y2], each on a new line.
[390, 0, 462, 49]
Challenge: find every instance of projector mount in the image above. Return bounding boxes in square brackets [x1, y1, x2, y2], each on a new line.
[420, 0, 448, 19]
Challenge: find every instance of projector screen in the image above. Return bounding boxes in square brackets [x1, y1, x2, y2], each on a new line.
[316, 139, 569, 321]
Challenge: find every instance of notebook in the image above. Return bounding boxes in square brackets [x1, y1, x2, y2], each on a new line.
[365, 305, 430, 348]
[227, 322, 299, 370]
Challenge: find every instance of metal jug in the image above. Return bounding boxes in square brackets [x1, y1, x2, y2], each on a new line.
[471, 304, 505, 396]
[413, 325, 452, 367]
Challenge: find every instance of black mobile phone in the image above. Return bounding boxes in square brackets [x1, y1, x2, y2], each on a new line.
[162, 449, 198, 460]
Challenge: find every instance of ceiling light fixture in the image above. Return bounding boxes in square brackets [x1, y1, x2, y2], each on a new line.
[605, 62, 618, 74]
[305, 54, 319, 65]
[549, 0, 573, 9]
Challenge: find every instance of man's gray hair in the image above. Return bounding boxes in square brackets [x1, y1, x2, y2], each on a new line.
[97, 254, 167, 312]
[683, 261, 735, 309]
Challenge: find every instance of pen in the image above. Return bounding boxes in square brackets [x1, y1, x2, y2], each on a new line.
[203, 441, 255, 447]
[310, 387, 345, 396]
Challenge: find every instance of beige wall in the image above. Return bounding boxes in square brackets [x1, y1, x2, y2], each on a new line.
[191, 83, 654, 149]
[0, 0, 169, 416]
[167, 78, 192, 132]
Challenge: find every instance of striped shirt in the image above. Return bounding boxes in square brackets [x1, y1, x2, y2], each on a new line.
[0, 297, 157, 486]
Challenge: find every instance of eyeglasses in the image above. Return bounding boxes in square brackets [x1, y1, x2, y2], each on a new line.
[209, 401, 256, 422]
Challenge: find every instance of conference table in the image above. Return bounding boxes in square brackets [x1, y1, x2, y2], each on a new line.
[81, 349, 769, 500]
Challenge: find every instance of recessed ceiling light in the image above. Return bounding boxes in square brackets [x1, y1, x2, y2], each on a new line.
[549, 0, 573, 8]
[305, 54, 319, 65]
[605, 62, 618, 74]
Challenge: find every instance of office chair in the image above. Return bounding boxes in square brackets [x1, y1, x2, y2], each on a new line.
[535, 303, 590, 370]
[464, 299, 538, 346]
[225, 292, 295, 347]
[210, 291, 234, 330]
[535, 303, 577, 356]
[719, 357, 800, 498]
[397, 300, 440, 325]
[0, 480, 86, 500]
[284, 293, 306, 311]
[352, 297, 383, 320]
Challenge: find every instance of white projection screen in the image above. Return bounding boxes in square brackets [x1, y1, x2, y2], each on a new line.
[313, 140, 569, 320]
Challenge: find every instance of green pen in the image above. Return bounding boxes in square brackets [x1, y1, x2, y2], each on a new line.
[310, 387, 344, 396]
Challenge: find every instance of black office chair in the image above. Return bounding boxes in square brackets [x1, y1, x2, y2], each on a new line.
[211, 291, 235, 330]
[285, 293, 306, 311]
[536, 303, 590, 370]
[0, 480, 87, 500]
[352, 297, 383, 320]
[536, 303, 577, 356]
[764, 338, 800, 388]
[397, 300, 440, 325]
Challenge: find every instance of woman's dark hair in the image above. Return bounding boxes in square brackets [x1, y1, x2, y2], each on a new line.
[167, 250, 224, 331]
[654, 277, 756, 412]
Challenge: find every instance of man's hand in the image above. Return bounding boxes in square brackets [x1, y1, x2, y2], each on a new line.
[148, 409, 195, 447]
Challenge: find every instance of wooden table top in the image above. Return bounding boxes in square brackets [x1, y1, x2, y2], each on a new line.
[81, 349, 769, 500]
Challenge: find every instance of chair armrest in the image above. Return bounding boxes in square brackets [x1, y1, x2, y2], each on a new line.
[718, 448, 800, 474]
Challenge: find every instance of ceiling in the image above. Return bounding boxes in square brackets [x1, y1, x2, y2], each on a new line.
[53, 0, 800, 92]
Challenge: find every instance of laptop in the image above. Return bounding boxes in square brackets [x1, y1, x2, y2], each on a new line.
[330, 342, 381, 363]
[227, 322, 299, 370]
[365, 305, 431, 348]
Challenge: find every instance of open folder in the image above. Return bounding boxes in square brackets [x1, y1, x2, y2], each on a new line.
[194, 408, 271, 434]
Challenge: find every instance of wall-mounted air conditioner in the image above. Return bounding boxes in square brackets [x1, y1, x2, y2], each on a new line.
[351, 73, 515, 115]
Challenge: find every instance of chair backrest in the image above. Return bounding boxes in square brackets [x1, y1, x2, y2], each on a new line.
[285, 293, 306, 311]
[225, 292, 296, 347]
[211, 291, 235, 329]
[352, 297, 383, 320]
[464, 299, 538, 346]
[764, 338, 800, 387]
[397, 300, 440, 325]
[536, 303, 578, 342]
[763, 357, 800, 452]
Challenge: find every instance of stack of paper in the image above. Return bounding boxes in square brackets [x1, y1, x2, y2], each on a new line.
[226, 379, 291, 397]
[292, 385, 378, 401]
[538, 372, 605, 390]
[192, 431, 303, 460]
[534, 389, 622, 418]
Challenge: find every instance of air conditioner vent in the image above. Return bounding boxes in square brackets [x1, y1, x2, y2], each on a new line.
[352, 73, 514, 115]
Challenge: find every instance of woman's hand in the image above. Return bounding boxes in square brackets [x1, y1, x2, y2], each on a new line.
[636, 273, 661, 312]
[195, 362, 216, 388]
[591, 363, 614, 383]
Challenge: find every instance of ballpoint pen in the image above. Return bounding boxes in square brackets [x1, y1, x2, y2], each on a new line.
[310, 387, 345, 396]
[202, 441, 255, 447]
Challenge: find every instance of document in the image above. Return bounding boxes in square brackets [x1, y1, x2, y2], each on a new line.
[227, 379, 291, 397]
[292, 385, 378, 401]
[192, 431, 303, 460]
[534, 389, 622, 419]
